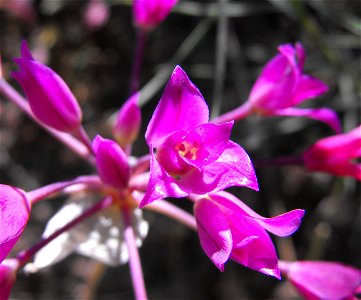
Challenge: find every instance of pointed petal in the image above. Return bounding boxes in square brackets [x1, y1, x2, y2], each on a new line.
[145, 66, 209, 147]
[140, 149, 187, 207]
[271, 107, 341, 133]
[194, 198, 232, 271]
[295, 42, 306, 70]
[20, 40, 34, 60]
[0, 185, 31, 263]
[228, 211, 281, 279]
[211, 191, 304, 237]
[291, 75, 328, 106]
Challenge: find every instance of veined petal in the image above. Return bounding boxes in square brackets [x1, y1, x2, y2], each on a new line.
[0, 185, 31, 263]
[291, 75, 328, 107]
[145, 66, 209, 147]
[140, 148, 187, 207]
[210, 191, 304, 237]
[194, 198, 232, 272]
[271, 107, 341, 133]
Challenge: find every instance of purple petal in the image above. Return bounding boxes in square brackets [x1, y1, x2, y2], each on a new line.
[295, 42, 306, 70]
[194, 198, 232, 271]
[279, 261, 361, 299]
[0, 259, 19, 300]
[0, 185, 31, 263]
[211, 191, 304, 237]
[291, 75, 329, 106]
[20, 40, 34, 60]
[181, 122, 233, 169]
[227, 209, 281, 279]
[271, 107, 341, 133]
[145, 66, 209, 147]
[11, 57, 82, 132]
[140, 149, 187, 207]
[93, 135, 130, 189]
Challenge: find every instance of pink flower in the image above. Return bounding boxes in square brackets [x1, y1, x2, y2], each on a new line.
[0, 185, 31, 263]
[92, 135, 131, 190]
[0, 259, 20, 300]
[12, 41, 82, 133]
[194, 191, 304, 278]
[113, 93, 142, 149]
[279, 260, 361, 299]
[141, 66, 258, 207]
[82, 0, 110, 30]
[133, 0, 178, 30]
[303, 125, 361, 180]
[216, 43, 340, 133]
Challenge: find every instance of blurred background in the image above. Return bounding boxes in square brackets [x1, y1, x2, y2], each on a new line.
[1, 0, 360, 299]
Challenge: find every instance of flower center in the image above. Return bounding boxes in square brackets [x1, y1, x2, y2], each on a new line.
[176, 141, 199, 160]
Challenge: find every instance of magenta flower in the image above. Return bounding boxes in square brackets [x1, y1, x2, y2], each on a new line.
[113, 93, 142, 149]
[141, 66, 258, 207]
[303, 125, 361, 180]
[0, 185, 31, 263]
[194, 191, 304, 278]
[133, 0, 178, 30]
[279, 260, 361, 299]
[92, 135, 131, 190]
[215, 43, 340, 133]
[11, 41, 82, 133]
[0, 259, 20, 300]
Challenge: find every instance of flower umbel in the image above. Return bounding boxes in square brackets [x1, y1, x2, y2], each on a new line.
[141, 65, 258, 207]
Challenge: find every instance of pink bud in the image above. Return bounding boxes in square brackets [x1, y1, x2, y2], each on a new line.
[11, 41, 82, 133]
[303, 125, 361, 180]
[92, 135, 131, 189]
[133, 0, 178, 31]
[113, 93, 141, 149]
[279, 260, 361, 299]
[0, 185, 31, 263]
[0, 259, 19, 300]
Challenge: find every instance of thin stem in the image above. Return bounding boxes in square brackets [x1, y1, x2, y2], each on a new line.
[130, 29, 148, 95]
[74, 126, 94, 155]
[16, 196, 113, 267]
[211, 100, 252, 123]
[254, 155, 304, 168]
[27, 175, 103, 205]
[211, 0, 229, 119]
[0, 78, 94, 164]
[122, 207, 148, 300]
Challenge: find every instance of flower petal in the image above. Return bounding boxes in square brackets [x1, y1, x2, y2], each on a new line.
[271, 107, 341, 133]
[140, 148, 187, 207]
[291, 75, 328, 106]
[211, 191, 304, 237]
[145, 66, 209, 147]
[194, 198, 232, 271]
[279, 261, 361, 299]
[0, 185, 31, 263]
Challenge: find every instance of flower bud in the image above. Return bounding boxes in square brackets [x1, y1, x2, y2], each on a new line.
[113, 93, 141, 149]
[93, 135, 131, 189]
[133, 0, 178, 31]
[11, 41, 82, 133]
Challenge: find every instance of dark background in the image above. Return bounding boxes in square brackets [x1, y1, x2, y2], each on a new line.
[1, 0, 360, 299]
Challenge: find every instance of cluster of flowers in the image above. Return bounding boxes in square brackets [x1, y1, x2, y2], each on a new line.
[1, 0, 360, 299]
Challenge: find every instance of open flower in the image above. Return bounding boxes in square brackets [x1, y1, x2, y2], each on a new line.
[141, 66, 258, 207]
[0, 185, 31, 263]
[194, 191, 304, 278]
[279, 260, 361, 299]
[303, 125, 361, 180]
[11, 41, 82, 133]
[133, 0, 178, 31]
[214, 43, 340, 133]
